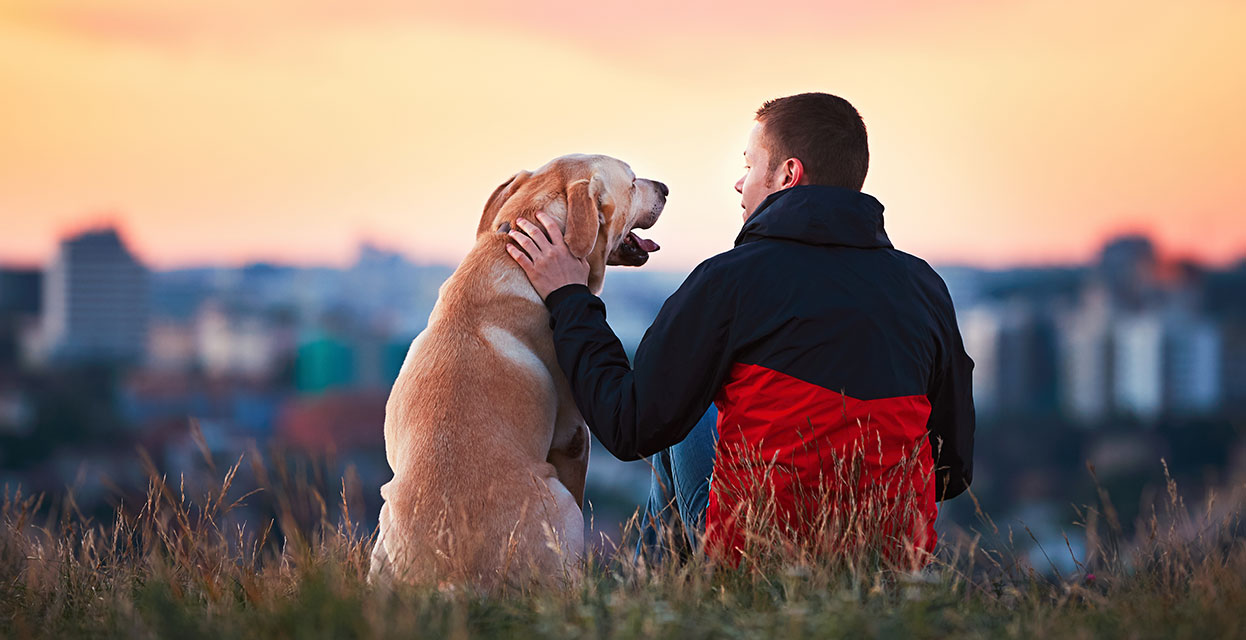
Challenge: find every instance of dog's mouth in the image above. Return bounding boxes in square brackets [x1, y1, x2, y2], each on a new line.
[608, 207, 662, 267]
[607, 230, 660, 266]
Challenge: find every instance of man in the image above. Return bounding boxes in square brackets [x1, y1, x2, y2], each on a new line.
[505, 92, 974, 567]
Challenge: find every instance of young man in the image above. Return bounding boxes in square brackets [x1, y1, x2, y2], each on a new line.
[506, 93, 974, 566]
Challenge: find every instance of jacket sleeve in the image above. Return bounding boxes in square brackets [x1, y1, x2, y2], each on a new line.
[926, 285, 976, 501]
[544, 262, 735, 461]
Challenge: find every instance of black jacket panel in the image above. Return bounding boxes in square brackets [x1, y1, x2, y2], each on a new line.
[546, 185, 975, 497]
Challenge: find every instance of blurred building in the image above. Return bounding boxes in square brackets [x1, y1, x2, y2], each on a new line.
[275, 390, 387, 452]
[960, 307, 1002, 415]
[294, 328, 408, 394]
[120, 370, 287, 438]
[0, 269, 41, 313]
[295, 332, 357, 393]
[0, 268, 41, 368]
[0, 386, 32, 436]
[339, 244, 455, 336]
[37, 228, 150, 365]
[195, 301, 295, 380]
[1059, 290, 1115, 424]
[961, 301, 1059, 418]
[147, 318, 198, 372]
[1223, 327, 1246, 416]
[936, 266, 987, 312]
[1165, 315, 1222, 415]
[1113, 313, 1164, 421]
[1098, 235, 1159, 310]
[1113, 312, 1224, 423]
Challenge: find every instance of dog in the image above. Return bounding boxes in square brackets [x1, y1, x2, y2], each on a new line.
[369, 154, 666, 589]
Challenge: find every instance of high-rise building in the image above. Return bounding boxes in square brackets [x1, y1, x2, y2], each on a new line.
[960, 306, 1002, 416]
[1111, 311, 1222, 422]
[0, 269, 41, 315]
[1113, 313, 1165, 422]
[1164, 315, 1221, 416]
[0, 268, 42, 368]
[39, 228, 150, 364]
[961, 301, 1060, 419]
[1222, 327, 1246, 416]
[1098, 235, 1158, 310]
[1059, 290, 1115, 424]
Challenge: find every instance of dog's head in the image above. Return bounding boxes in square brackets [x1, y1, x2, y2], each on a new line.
[477, 154, 666, 291]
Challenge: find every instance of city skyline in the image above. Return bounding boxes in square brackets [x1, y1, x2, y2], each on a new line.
[2, 1, 1245, 270]
[11, 224, 1241, 415]
[3, 222, 1245, 274]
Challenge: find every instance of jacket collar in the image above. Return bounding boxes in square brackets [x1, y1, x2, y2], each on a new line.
[733, 185, 892, 249]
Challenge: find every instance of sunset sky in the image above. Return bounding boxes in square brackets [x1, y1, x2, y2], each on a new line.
[1, 0, 1244, 271]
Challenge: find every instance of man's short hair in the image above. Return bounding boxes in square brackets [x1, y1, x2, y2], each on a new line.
[755, 93, 869, 191]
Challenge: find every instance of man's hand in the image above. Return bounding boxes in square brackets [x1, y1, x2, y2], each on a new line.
[506, 212, 590, 301]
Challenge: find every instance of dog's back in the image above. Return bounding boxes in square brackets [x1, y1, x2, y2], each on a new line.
[369, 238, 583, 588]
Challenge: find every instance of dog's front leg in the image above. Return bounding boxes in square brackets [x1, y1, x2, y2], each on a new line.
[547, 422, 589, 508]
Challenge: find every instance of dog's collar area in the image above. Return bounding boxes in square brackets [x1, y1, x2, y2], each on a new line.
[496, 221, 511, 234]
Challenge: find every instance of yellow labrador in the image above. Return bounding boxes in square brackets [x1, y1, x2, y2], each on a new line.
[369, 154, 666, 588]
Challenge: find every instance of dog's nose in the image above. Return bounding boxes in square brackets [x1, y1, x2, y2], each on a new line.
[654, 181, 669, 197]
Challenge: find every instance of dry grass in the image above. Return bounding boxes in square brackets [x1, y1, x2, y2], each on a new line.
[1, 439, 1244, 639]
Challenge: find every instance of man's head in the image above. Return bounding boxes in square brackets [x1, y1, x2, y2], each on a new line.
[734, 92, 870, 220]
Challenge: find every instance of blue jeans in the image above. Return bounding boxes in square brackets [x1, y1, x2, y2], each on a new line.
[637, 405, 718, 561]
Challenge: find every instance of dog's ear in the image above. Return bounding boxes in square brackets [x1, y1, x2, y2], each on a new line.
[477, 171, 532, 237]
[565, 175, 610, 259]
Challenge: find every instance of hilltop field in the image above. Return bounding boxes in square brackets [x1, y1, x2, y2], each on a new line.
[1, 450, 1243, 640]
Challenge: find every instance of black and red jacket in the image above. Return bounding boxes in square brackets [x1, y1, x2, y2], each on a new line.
[545, 185, 974, 562]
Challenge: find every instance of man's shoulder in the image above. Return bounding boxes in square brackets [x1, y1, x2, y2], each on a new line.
[687, 244, 759, 277]
[664, 246, 760, 304]
[886, 248, 958, 311]
[889, 247, 942, 278]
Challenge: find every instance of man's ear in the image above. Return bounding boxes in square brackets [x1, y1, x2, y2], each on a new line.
[780, 157, 805, 188]
[477, 170, 532, 237]
[564, 175, 609, 259]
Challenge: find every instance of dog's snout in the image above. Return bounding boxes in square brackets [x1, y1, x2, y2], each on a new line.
[654, 181, 669, 197]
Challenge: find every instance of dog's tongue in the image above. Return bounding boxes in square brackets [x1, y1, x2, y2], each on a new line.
[628, 231, 660, 253]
